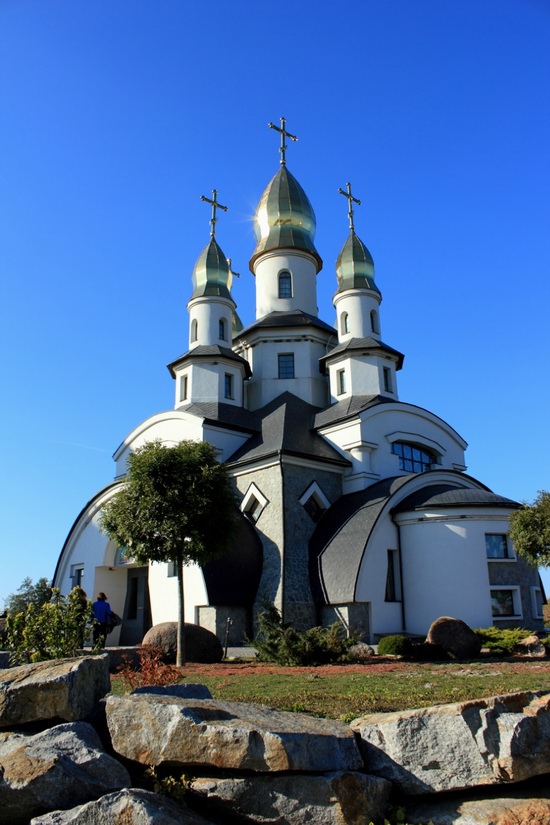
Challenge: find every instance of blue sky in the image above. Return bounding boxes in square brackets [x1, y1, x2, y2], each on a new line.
[1, 0, 549, 607]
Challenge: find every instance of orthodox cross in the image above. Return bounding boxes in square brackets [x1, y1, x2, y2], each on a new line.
[268, 117, 298, 166]
[338, 182, 361, 232]
[200, 189, 228, 238]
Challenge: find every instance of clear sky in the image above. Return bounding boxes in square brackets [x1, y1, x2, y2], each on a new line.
[1, 0, 549, 607]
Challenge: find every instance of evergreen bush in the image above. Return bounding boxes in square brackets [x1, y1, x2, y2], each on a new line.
[474, 626, 531, 656]
[377, 634, 412, 656]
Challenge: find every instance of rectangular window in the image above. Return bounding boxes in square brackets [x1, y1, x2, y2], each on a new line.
[491, 586, 521, 618]
[337, 368, 346, 395]
[485, 534, 509, 559]
[70, 565, 84, 588]
[224, 373, 233, 399]
[531, 587, 544, 619]
[385, 549, 402, 601]
[278, 353, 295, 379]
[167, 562, 177, 577]
[246, 496, 262, 523]
[181, 376, 188, 401]
[383, 367, 392, 393]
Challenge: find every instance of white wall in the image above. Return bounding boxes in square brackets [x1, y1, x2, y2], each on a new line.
[148, 560, 209, 625]
[253, 250, 319, 318]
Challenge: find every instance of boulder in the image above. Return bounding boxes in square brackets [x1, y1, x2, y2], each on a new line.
[142, 622, 223, 663]
[351, 691, 550, 794]
[426, 616, 481, 659]
[0, 722, 130, 824]
[514, 634, 546, 658]
[106, 694, 363, 772]
[348, 643, 375, 661]
[190, 771, 391, 825]
[405, 789, 550, 824]
[0, 655, 110, 728]
[30, 788, 215, 824]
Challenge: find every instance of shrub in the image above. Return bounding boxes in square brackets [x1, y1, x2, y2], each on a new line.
[5, 587, 92, 664]
[117, 645, 180, 691]
[474, 626, 531, 656]
[377, 634, 412, 656]
[253, 604, 358, 666]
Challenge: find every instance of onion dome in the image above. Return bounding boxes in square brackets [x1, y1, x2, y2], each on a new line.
[191, 238, 233, 300]
[335, 231, 379, 295]
[250, 167, 322, 271]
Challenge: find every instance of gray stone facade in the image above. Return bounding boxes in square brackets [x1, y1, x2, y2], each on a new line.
[488, 555, 544, 630]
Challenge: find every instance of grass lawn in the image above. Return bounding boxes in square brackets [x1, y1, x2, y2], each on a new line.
[110, 658, 550, 721]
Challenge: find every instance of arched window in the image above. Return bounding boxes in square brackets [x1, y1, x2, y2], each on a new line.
[219, 318, 226, 341]
[370, 310, 379, 334]
[392, 442, 434, 474]
[278, 270, 292, 298]
[340, 312, 349, 335]
[191, 319, 198, 342]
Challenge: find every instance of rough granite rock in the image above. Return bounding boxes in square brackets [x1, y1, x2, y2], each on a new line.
[106, 693, 363, 772]
[0, 655, 110, 728]
[405, 787, 550, 824]
[514, 634, 546, 658]
[190, 771, 392, 825]
[142, 622, 223, 663]
[0, 722, 130, 824]
[30, 788, 216, 824]
[426, 616, 482, 659]
[351, 691, 550, 794]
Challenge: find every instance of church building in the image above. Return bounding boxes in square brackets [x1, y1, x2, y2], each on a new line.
[53, 120, 543, 646]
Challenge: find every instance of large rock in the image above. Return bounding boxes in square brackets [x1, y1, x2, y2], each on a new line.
[351, 691, 550, 794]
[190, 771, 391, 825]
[30, 788, 215, 824]
[514, 634, 546, 658]
[405, 788, 550, 824]
[142, 622, 223, 663]
[426, 616, 481, 659]
[0, 655, 110, 728]
[106, 693, 363, 772]
[0, 722, 130, 824]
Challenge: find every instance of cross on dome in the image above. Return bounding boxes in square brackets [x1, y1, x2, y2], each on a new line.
[200, 189, 228, 238]
[268, 117, 298, 166]
[338, 182, 361, 232]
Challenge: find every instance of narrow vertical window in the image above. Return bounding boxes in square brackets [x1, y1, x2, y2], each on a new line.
[191, 319, 198, 342]
[278, 353, 295, 378]
[337, 368, 346, 395]
[383, 367, 392, 393]
[179, 375, 188, 401]
[219, 318, 226, 341]
[385, 550, 402, 601]
[224, 373, 233, 399]
[370, 310, 379, 334]
[278, 270, 292, 298]
[340, 312, 349, 335]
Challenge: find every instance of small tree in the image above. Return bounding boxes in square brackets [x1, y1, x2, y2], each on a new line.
[508, 491, 550, 566]
[100, 440, 236, 666]
[4, 576, 52, 616]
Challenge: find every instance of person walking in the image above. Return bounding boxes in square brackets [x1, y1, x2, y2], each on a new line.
[92, 592, 111, 648]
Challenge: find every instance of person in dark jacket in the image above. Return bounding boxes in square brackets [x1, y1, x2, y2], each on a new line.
[92, 592, 111, 648]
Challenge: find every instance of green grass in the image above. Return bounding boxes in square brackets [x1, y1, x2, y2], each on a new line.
[110, 660, 550, 720]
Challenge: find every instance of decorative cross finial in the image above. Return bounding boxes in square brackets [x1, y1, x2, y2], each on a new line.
[268, 117, 298, 166]
[226, 258, 240, 278]
[338, 182, 361, 232]
[200, 189, 228, 238]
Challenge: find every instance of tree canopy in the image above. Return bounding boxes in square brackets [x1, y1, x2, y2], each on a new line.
[100, 440, 237, 664]
[4, 577, 52, 616]
[508, 490, 550, 566]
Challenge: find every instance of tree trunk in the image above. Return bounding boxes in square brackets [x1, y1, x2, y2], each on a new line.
[176, 560, 186, 666]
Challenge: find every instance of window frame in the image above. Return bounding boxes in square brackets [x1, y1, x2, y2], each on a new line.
[485, 533, 514, 561]
[191, 319, 198, 342]
[278, 352, 295, 379]
[340, 312, 349, 335]
[219, 318, 226, 341]
[383, 366, 392, 393]
[179, 374, 188, 402]
[278, 270, 292, 299]
[337, 368, 346, 395]
[490, 586, 522, 620]
[224, 373, 234, 400]
[391, 441, 434, 474]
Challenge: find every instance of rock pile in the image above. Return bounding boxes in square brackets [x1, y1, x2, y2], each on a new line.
[1, 653, 550, 824]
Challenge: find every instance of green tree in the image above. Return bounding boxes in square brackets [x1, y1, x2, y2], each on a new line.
[4, 576, 52, 616]
[508, 490, 550, 565]
[100, 440, 236, 666]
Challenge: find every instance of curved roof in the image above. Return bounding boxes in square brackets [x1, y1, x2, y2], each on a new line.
[335, 231, 379, 294]
[319, 336, 404, 371]
[191, 238, 234, 300]
[393, 485, 519, 512]
[167, 345, 251, 378]
[234, 309, 335, 342]
[249, 166, 322, 271]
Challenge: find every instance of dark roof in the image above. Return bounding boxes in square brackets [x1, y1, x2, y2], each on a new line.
[314, 394, 394, 428]
[234, 310, 336, 341]
[393, 485, 520, 512]
[319, 336, 404, 370]
[167, 346, 251, 378]
[226, 392, 350, 467]
[177, 401, 260, 434]
[310, 476, 412, 605]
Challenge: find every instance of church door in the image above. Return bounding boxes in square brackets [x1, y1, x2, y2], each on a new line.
[119, 567, 152, 646]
